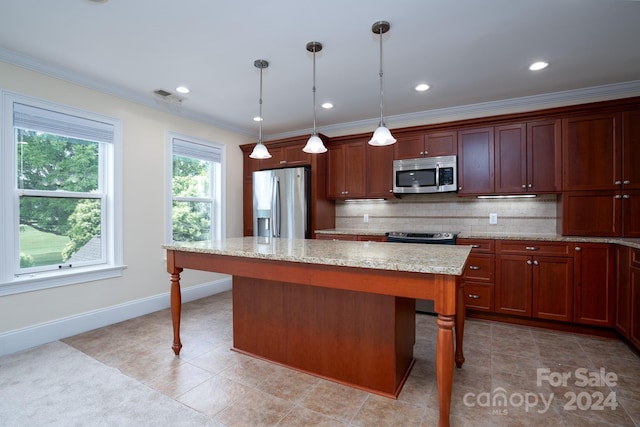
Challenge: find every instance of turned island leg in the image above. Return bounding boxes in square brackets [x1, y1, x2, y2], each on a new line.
[167, 250, 183, 355]
[455, 283, 465, 368]
[436, 314, 455, 427]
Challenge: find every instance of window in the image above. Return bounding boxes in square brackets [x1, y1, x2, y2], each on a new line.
[166, 132, 224, 243]
[0, 91, 123, 295]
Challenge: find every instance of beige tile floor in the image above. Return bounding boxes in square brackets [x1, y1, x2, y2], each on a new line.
[63, 291, 640, 426]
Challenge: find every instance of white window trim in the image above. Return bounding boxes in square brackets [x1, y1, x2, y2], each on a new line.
[165, 131, 226, 244]
[0, 90, 125, 296]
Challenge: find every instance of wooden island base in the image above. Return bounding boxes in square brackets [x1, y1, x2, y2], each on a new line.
[233, 276, 416, 397]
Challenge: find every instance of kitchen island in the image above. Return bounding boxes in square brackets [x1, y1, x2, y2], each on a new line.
[164, 237, 471, 427]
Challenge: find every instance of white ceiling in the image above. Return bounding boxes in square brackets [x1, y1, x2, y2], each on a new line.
[1, 0, 640, 140]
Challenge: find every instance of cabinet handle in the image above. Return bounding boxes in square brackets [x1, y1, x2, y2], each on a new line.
[624, 180, 631, 185]
[575, 246, 581, 251]
[623, 194, 630, 199]
[469, 266, 480, 270]
[468, 294, 481, 299]
[525, 246, 538, 251]
[527, 260, 532, 265]
[458, 187, 462, 191]
[533, 260, 539, 265]
[279, 160, 287, 164]
[420, 151, 424, 155]
[615, 180, 622, 185]
[528, 183, 532, 188]
[471, 244, 480, 248]
[615, 194, 622, 199]
[522, 184, 526, 188]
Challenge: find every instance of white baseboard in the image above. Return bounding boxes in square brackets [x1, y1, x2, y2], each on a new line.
[0, 277, 232, 357]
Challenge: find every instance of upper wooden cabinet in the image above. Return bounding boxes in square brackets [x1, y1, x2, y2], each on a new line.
[258, 143, 312, 169]
[394, 130, 457, 160]
[559, 110, 640, 237]
[366, 144, 394, 197]
[562, 113, 621, 191]
[623, 110, 640, 190]
[457, 127, 494, 195]
[327, 139, 367, 199]
[494, 120, 562, 194]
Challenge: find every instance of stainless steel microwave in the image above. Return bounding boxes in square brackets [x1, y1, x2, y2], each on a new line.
[393, 155, 458, 194]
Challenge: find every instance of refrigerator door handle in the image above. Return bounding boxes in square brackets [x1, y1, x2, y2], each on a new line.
[272, 175, 281, 237]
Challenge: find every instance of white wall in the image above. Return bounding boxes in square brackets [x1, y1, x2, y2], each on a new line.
[0, 61, 251, 353]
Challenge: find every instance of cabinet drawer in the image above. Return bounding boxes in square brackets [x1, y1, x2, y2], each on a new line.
[496, 240, 571, 257]
[463, 254, 495, 282]
[457, 238, 494, 253]
[357, 235, 386, 242]
[464, 283, 494, 312]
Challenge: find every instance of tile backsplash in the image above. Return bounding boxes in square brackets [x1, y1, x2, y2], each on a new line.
[335, 193, 557, 235]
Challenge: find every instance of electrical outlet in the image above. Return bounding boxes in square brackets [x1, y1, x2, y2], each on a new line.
[489, 213, 498, 225]
[363, 214, 369, 223]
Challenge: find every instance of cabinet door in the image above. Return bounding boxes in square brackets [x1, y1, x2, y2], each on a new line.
[533, 256, 573, 322]
[394, 134, 425, 160]
[622, 189, 640, 238]
[344, 142, 367, 198]
[282, 144, 312, 166]
[623, 110, 640, 190]
[495, 254, 531, 316]
[457, 127, 494, 195]
[573, 243, 614, 326]
[327, 145, 346, 198]
[630, 264, 640, 349]
[425, 130, 457, 157]
[559, 191, 621, 236]
[258, 147, 285, 169]
[527, 119, 562, 193]
[615, 246, 631, 335]
[494, 123, 526, 194]
[562, 113, 621, 191]
[366, 144, 394, 197]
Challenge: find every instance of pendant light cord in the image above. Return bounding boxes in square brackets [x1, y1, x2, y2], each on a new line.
[258, 66, 264, 143]
[378, 27, 385, 126]
[312, 49, 318, 135]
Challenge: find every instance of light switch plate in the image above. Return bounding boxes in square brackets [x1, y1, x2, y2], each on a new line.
[489, 213, 498, 225]
[363, 214, 369, 223]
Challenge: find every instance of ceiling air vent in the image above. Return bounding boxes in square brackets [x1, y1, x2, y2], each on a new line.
[152, 89, 185, 104]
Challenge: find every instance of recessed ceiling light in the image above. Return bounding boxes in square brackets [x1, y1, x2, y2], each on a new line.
[529, 61, 549, 71]
[415, 83, 430, 92]
[176, 86, 190, 94]
[321, 102, 334, 109]
[253, 116, 263, 122]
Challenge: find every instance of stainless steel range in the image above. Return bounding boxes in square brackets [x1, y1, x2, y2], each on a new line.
[385, 231, 458, 314]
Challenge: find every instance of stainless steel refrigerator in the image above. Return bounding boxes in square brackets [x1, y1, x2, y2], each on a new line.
[253, 167, 310, 239]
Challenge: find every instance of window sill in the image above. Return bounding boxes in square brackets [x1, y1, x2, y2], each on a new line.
[0, 264, 127, 296]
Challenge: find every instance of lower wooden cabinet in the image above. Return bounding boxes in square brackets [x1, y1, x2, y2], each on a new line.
[495, 241, 573, 322]
[618, 246, 640, 349]
[464, 283, 494, 312]
[573, 243, 614, 326]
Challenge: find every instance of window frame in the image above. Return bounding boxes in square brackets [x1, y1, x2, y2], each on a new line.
[0, 90, 124, 296]
[165, 131, 226, 244]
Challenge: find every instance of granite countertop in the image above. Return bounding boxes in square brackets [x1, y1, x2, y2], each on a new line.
[163, 237, 471, 275]
[315, 229, 640, 250]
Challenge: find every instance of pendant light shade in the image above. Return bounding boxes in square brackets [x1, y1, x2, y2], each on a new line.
[249, 59, 272, 159]
[303, 41, 327, 154]
[368, 21, 396, 146]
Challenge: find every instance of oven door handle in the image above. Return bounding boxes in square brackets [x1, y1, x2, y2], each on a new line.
[435, 164, 440, 189]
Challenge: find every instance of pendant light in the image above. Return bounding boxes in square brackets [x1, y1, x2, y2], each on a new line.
[368, 20, 396, 146]
[303, 41, 327, 154]
[249, 59, 272, 159]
